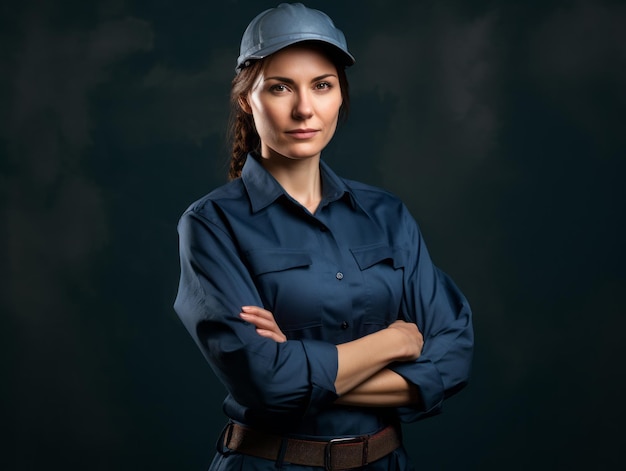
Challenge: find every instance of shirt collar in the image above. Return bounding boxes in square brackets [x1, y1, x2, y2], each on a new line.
[241, 153, 356, 213]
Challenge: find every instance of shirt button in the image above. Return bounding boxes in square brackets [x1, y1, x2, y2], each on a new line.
[336, 272, 344, 280]
[340, 321, 349, 329]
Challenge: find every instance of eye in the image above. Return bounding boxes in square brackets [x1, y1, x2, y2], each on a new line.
[269, 84, 289, 93]
[315, 81, 332, 90]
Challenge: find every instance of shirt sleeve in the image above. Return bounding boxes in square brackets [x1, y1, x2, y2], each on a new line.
[173, 208, 339, 423]
[388, 205, 474, 422]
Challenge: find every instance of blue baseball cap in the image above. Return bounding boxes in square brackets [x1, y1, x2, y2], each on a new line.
[236, 3, 355, 73]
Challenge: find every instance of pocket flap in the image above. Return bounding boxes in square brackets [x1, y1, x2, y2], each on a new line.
[350, 244, 406, 270]
[245, 249, 312, 275]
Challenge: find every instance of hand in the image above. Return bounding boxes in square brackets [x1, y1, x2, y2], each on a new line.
[386, 320, 423, 361]
[239, 306, 287, 343]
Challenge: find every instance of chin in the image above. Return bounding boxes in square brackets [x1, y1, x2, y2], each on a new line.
[286, 151, 321, 160]
[276, 145, 325, 160]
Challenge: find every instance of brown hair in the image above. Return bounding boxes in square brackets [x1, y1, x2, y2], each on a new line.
[227, 44, 351, 180]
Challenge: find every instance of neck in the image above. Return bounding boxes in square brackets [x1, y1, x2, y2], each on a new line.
[260, 154, 322, 213]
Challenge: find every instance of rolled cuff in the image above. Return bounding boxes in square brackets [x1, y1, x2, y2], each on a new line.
[389, 358, 444, 422]
[300, 339, 339, 415]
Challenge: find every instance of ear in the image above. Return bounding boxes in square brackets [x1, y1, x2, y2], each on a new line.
[238, 95, 252, 114]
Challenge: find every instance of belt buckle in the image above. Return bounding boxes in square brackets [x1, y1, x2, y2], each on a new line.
[324, 435, 368, 471]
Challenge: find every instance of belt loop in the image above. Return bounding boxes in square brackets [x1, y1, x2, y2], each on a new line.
[274, 437, 288, 469]
[216, 421, 235, 455]
[362, 435, 369, 467]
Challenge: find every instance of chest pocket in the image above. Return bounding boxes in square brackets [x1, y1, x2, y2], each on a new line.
[246, 249, 312, 275]
[350, 244, 407, 328]
[350, 245, 405, 271]
[244, 249, 321, 333]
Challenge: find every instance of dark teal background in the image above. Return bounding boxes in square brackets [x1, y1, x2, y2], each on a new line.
[2, 0, 625, 469]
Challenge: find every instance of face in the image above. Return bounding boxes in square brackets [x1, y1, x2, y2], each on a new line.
[243, 44, 343, 162]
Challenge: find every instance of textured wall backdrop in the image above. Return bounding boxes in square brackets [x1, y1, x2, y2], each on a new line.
[2, 0, 625, 469]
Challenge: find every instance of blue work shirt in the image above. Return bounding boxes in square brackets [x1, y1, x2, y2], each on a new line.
[174, 153, 473, 466]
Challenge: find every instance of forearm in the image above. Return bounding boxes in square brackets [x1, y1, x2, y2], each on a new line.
[334, 327, 416, 395]
[239, 306, 423, 400]
[336, 368, 419, 407]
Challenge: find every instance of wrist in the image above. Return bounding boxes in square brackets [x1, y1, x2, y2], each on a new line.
[376, 327, 408, 362]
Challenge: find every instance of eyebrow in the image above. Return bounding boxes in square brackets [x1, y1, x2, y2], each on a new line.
[264, 73, 337, 84]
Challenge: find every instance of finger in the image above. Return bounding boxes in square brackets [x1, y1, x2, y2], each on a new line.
[240, 313, 283, 334]
[239, 312, 266, 327]
[240, 307, 286, 340]
[241, 305, 274, 319]
[256, 329, 286, 343]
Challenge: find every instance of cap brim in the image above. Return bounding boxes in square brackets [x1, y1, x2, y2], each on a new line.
[237, 36, 355, 72]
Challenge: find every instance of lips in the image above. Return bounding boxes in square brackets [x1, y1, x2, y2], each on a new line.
[286, 128, 319, 139]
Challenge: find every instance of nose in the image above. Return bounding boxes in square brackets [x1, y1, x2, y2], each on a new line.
[292, 90, 313, 120]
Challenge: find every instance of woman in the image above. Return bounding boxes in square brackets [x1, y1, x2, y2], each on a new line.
[174, 3, 473, 470]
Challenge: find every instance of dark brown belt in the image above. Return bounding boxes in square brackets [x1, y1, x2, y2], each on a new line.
[222, 422, 402, 470]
